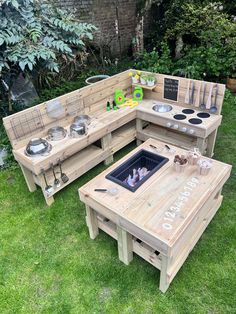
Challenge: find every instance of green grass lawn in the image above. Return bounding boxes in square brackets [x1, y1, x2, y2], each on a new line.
[0, 92, 236, 314]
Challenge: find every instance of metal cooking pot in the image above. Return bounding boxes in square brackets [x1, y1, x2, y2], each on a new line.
[47, 126, 67, 141]
[25, 138, 52, 156]
[74, 115, 91, 125]
[70, 122, 88, 138]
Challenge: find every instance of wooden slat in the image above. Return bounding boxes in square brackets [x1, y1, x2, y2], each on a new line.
[3, 70, 132, 149]
[137, 124, 198, 151]
[131, 69, 226, 115]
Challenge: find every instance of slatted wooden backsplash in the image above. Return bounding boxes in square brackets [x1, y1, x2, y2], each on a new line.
[3, 69, 225, 151]
[133, 70, 225, 115]
[3, 70, 132, 150]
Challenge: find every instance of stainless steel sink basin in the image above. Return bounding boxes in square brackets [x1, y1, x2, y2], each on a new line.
[152, 104, 173, 113]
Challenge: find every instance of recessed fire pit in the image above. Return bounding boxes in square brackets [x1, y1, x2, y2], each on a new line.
[106, 149, 169, 192]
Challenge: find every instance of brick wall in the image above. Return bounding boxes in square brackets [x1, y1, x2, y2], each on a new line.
[53, 0, 137, 57]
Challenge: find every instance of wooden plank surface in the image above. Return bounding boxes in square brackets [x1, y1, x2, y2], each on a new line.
[79, 138, 231, 249]
[3, 70, 131, 149]
[13, 107, 136, 174]
[137, 99, 222, 138]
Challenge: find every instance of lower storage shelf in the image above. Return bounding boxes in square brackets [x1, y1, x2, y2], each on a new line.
[34, 144, 110, 196]
[111, 120, 136, 153]
[97, 215, 162, 270]
[137, 123, 198, 150]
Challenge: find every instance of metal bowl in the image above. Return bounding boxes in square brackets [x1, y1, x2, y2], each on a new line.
[25, 138, 52, 157]
[152, 104, 173, 113]
[47, 126, 67, 141]
[74, 115, 91, 125]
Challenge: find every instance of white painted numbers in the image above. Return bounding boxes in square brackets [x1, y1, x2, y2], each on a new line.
[162, 177, 200, 230]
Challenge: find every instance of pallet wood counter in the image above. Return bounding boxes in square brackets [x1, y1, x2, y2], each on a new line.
[3, 69, 226, 205]
[79, 138, 231, 293]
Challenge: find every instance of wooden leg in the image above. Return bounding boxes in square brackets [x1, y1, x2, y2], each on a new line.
[159, 255, 171, 293]
[206, 129, 217, 157]
[136, 118, 143, 146]
[19, 164, 37, 192]
[196, 138, 207, 155]
[117, 226, 133, 265]
[101, 133, 113, 165]
[85, 205, 99, 240]
[45, 195, 54, 206]
[136, 139, 143, 146]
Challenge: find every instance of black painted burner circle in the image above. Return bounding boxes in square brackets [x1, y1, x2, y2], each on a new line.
[197, 112, 210, 118]
[189, 118, 202, 125]
[173, 114, 186, 120]
[182, 109, 195, 114]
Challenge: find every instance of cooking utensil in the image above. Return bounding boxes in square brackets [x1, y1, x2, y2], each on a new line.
[51, 163, 61, 188]
[25, 138, 52, 157]
[164, 144, 176, 154]
[94, 188, 119, 196]
[206, 83, 214, 110]
[190, 81, 195, 105]
[58, 159, 69, 183]
[185, 79, 191, 104]
[41, 169, 54, 197]
[74, 115, 91, 125]
[209, 84, 218, 113]
[200, 81, 206, 110]
[195, 82, 201, 107]
[47, 126, 67, 141]
[69, 122, 88, 138]
[46, 99, 65, 119]
[149, 144, 162, 153]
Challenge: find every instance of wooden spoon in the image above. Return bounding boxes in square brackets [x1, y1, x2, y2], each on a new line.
[185, 79, 191, 104]
[195, 82, 201, 107]
[206, 83, 214, 110]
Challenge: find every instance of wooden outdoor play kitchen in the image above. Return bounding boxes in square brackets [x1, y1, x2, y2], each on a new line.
[3, 69, 231, 292]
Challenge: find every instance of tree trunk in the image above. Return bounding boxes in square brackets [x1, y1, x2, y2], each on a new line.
[175, 35, 184, 60]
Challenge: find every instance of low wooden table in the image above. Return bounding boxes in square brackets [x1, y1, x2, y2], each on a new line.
[78, 139, 231, 293]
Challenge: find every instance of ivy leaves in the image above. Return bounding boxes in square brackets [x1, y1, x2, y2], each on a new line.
[0, 0, 97, 74]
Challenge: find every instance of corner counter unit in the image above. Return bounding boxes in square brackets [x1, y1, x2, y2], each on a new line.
[3, 69, 226, 205]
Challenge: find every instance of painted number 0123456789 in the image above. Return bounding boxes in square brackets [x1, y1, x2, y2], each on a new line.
[162, 177, 200, 230]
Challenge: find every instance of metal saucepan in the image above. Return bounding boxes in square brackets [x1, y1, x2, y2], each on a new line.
[74, 115, 91, 125]
[25, 138, 52, 157]
[69, 122, 88, 138]
[47, 126, 67, 141]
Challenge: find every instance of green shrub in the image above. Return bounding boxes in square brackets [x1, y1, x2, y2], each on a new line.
[135, 41, 174, 74]
[0, 0, 97, 110]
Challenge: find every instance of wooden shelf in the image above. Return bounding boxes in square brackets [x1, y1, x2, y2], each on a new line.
[111, 121, 136, 153]
[34, 144, 110, 195]
[132, 83, 157, 90]
[97, 215, 161, 270]
[137, 123, 197, 150]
